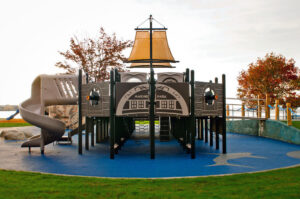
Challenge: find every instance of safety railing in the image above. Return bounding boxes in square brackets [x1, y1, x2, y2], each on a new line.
[226, 95, 299, 126]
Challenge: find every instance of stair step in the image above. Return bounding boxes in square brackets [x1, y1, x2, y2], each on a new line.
[58, 136, 70, 142]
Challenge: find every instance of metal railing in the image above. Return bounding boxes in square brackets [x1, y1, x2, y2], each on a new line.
[226, 96, 299, 125]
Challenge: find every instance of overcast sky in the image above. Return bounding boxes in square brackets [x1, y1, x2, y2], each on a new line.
[0, 0, 299, 105]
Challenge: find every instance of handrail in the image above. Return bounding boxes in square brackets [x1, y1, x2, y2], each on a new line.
[226, 97, 266, 101]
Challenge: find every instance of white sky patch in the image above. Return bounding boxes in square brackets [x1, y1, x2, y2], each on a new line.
[0, 0, 299, 105]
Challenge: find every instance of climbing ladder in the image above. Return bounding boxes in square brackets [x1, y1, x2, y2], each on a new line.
[159, 117, 170, 141]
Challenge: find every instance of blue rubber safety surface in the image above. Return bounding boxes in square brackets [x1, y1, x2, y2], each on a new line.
[1, 130, 300, 178]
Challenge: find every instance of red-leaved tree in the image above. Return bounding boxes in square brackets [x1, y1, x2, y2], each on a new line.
[55, 27, 132, 82]
[237, 53, 300, 107]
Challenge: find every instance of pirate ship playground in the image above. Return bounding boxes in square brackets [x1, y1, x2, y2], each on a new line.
[19, 15, 227, 159]
[78, 15, 227, 159]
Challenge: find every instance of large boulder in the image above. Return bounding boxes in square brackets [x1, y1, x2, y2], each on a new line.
[0, 130, 33, 140]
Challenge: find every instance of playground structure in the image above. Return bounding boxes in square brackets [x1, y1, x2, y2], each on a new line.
[76, 15, 226, 159]
[17, 67, 227, 159]
[77, 69, 226, 159]
[18, 15, 227, 159]
[226, 94, 299, 125]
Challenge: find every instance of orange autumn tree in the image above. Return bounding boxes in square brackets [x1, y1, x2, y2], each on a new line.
[55, 27, 132, 82]
[237, 53, 300, 108]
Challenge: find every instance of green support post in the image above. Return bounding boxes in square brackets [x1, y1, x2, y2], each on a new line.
[210, 117, 213, 146]
[103, 118, 106, 139]
[78, 69, 82, 154]
[197, 119, 200, 140]
[110, 70, 115, 159]
[190, 70, 195, 159]
[149, 68, 155, 159]
[222, 74, 227, 153]
[148, 15, 155, 159]
[183, 68, 190, 151]
[200, 118, 203, 140]
[214, 77, 219, 149]
[186, 118, 190, 150]
[216, 117, 219, 150]
[107, 118, 109, 138]
[85, 73, 89, 151]
[105, 118, 107, 139]
[96, 118, 100, 143]
[85, 117, 89, 150]
[205, 118, 208, 143]
[182, 118, 186, 149]
[91, 117, 95, 147]
[114, 68, 120, 82]
[185, 68, 189, 82]
[114, 68, 121, 153]
[101, 118, 104, 140]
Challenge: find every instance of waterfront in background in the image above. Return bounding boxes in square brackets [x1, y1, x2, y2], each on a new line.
[0, 111, 21, 119]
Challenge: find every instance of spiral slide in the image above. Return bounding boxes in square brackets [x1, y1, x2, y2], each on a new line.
[19, 74, 78, 153]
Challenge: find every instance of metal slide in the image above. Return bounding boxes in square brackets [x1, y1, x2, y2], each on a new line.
[19, 74, 79, 152]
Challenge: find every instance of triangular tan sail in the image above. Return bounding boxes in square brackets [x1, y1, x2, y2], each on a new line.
[128, 31, 176, 63]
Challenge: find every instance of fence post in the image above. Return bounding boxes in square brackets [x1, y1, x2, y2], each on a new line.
[265, 94, 270, 119]
[257, 95, 261, 118]
[275, 100, 279, 121]
[226, 105, 229, 119]
[286, 103, 292, 126]
[241, 103, 245, 117]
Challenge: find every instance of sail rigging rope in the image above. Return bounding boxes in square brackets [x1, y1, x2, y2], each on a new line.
[136, 16, 166, 29]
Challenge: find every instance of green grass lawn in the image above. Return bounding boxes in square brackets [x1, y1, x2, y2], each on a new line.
[0, 167, 300, 199]
[0, 123, 32, 128]
[280, 120, 300, 130]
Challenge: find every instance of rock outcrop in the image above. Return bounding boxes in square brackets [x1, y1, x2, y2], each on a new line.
[0, 130, 33, 140]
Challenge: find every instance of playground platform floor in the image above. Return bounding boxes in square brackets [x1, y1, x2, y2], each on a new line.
[1, 126, 300, 178]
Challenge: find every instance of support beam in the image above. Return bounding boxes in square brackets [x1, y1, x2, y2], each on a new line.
[215, 117, 219, 150]
[200, 119, 203, 140]
[101, 118, 104, 140]
[183, 118, 188, 152]
[105, 118, 108, 139]
[190, 70, 195, 159]
[205, 118, 208, 143]
[91, 118, 95, 147]
[85, 117, 89, 150]
[96, 118, 100, 143]
[185, 68, 189, 82]
[197, 119, 201, 140]
[149, 69, 155, 159]
[222, 74, 227, 153]
[40, 130, 45, 154]
[78, 69, 82, 154]
[149, 15, 156, 159]
[214, 77, 219, 149]
[110, 70, 115, 159]
[85, 73, 89, 151]
[210, 117, 213, 146]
